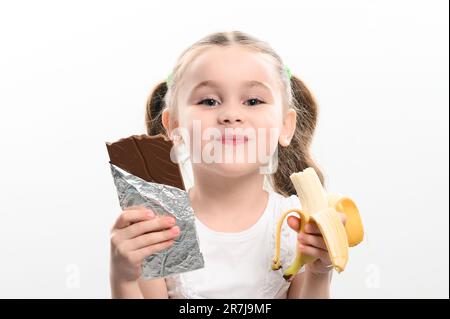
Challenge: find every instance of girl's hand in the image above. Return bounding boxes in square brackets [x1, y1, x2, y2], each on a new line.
[287, 212, 347, 275]
[110, 206, 180, 282]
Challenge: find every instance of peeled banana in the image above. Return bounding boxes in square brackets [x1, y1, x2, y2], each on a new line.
[272, 167, 364, 281]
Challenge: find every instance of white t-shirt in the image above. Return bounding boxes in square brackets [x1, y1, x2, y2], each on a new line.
[165, 190, 305, 299]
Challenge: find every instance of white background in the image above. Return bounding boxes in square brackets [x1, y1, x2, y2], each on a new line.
[0, 0, 448, 298]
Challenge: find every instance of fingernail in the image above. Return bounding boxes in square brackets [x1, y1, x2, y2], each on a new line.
[172, 226, 180, 235]
[167, 217, 176, 224]
[147, 211, 154, 217]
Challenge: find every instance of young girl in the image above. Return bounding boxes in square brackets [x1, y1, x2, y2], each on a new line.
[109, 30, 346, 299]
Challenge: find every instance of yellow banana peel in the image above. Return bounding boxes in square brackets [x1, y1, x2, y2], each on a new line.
[272, 167, 364, 281]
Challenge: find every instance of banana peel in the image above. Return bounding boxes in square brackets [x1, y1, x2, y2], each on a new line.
[272, 167, 364, 281]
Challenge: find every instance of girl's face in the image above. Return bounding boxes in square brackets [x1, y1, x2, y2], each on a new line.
[164, 46, 296, 178]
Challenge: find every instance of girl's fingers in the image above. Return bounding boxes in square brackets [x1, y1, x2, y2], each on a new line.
[124, 205, 147, 211]
[113, 207, 155, 229]
[298, 232, 327, 250]
[121, 215, 177, 240]
[304, 222, 321, 234]
[287, 215, 300, 232]
[131, 238, 176, 263]
[124, 226, 180, 251]
[298, 243, 330, 264]
[288, 215, 345, 234]
[288, 217, 322, 235]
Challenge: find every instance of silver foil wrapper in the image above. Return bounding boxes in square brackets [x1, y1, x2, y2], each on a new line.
[110, 163, 204, 280]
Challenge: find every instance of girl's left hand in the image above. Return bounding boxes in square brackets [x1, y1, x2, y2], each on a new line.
[287, 213, 347, 275]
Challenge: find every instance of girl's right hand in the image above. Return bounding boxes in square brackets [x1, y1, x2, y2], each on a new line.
[110, 206, 180, 282]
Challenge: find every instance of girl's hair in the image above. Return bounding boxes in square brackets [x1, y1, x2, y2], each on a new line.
[145, 30, 325, 196]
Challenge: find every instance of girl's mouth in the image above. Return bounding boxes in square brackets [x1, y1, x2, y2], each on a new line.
[219, 135, 249, 145]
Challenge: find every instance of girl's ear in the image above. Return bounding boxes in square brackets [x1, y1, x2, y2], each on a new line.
[162, 108, 170, 133]
[162, 108, 179, 139]
[278, 108, 296, 147]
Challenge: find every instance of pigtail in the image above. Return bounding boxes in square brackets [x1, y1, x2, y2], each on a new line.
[145, 81, 169, 136]
[272, 75, 325, 197]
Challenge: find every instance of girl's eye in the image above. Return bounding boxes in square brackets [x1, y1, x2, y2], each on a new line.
[197, 98, 265, 107]
[198, 98, 220, 107]
[244, 98, 264, 106]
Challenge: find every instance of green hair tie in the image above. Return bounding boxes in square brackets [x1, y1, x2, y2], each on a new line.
[166, 72, 173, 85]
[285, 66, 292, 79]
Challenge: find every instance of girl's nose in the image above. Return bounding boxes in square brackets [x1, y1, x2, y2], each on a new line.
[217, 108, 244, 125]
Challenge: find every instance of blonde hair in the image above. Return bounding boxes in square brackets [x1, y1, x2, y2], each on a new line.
[145, 30, 325, 196]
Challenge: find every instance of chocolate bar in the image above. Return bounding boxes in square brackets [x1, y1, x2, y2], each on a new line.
[106, 134, 185, 190]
